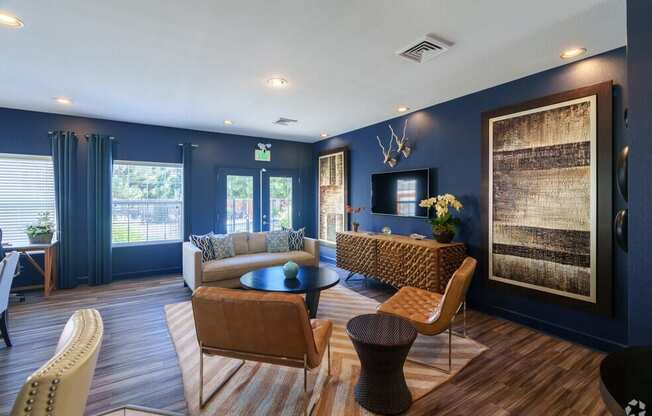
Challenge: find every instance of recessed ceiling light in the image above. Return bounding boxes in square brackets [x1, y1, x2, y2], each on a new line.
[54, 97, 72, 105]
[560, 48, 587, 59]
[320, 132, 328, 138]
[397, 106, 409, 113]
[267, 77, 288, 89]
[0, 12, 24, 28]
[224, 120, 233, 125]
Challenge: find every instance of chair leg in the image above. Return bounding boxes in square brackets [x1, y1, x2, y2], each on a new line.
[0, 310, 11, 347]
[199, 344, 245, 408]
[406, 323, 453, 374]
[451, 300, 468, 338]
[304, 354, 309, 416]
[327, 340, 331, 377]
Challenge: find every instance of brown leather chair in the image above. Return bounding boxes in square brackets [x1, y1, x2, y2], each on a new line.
[191, 286, 333, 409]
[377, 256, 477, 373]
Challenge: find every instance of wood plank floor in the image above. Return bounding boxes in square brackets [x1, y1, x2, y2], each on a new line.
[0, 269, 608, 415]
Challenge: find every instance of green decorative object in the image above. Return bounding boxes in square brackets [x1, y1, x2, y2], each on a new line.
[381, 226, 392, 235]
[283, 261, 299, 280]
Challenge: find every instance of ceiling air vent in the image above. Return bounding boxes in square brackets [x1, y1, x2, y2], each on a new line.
[273, 117, 298, 126]
[397, 35, 451, 63]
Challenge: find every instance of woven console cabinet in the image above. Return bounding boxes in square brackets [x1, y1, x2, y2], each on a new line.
[336, 231, 466, 293]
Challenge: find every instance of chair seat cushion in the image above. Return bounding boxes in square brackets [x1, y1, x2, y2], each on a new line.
[377, 286, 443, 324]
[202, 251, 315, 282]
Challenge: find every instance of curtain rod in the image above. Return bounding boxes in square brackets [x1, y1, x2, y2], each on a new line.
[46, 131, 115, 140]
[178, 143, 199, 148]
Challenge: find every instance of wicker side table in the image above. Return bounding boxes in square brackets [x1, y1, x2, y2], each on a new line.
[346, 314, 417, 415]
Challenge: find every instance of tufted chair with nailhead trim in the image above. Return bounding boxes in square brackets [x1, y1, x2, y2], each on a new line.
[10, 309, 103, 416]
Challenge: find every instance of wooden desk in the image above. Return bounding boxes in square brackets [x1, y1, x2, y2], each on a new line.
[3, 241, 58, 297]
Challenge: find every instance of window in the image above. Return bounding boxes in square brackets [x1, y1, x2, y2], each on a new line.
[396, 179, 417, 216]
[112, 161, 183, 245]
[318, 151, 346, 243]
[269, 176, 292, 231]
[0, 153, 56, 245]
[226, 175, 254, 233]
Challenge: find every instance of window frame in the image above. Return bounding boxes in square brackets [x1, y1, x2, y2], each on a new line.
[111, 159, 184, 247]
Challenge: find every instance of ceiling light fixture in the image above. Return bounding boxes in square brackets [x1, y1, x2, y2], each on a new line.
[54, 97, 72, 105]
[0, 12, 24, 28]
[320, 132, 328, 138]
[224, 120, 233, 125]
[397, 106, 409, 113]
[266, 77, 288, 89]
[560, 47, 587, 59]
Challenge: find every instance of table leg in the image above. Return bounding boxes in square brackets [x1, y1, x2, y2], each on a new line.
[44, 246, 52, 297]
[305, 290, 321, 319]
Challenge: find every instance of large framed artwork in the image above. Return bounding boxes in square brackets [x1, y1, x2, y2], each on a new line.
[318, 147, 348, 245]
[481, 81, 613, 315]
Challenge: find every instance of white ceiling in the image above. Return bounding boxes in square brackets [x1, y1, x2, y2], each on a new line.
[1, 0, 626, 143]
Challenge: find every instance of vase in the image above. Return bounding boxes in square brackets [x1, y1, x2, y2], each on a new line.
[433, 230, 454, 244]
[352, 223, 359, 232]
[283, 261, 299, 280]
[28, 232, 53, 245]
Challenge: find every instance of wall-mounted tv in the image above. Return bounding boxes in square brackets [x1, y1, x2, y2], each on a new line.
[371, 168, 430, 217]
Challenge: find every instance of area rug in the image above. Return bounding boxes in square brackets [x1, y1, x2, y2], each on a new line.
[164, 284, 488, 415]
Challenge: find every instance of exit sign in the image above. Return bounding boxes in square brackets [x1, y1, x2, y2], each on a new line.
[255, 149, 271, 162]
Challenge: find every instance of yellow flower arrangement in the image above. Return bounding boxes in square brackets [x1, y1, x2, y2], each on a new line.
[419, 193, 463, 241]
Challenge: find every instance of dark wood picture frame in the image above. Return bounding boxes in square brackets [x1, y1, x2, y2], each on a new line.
[481, 81, 613, 316]
[318, 146, 349, 246]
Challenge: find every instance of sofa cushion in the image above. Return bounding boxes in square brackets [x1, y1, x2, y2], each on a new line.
[230, 232, 249, 255]
[202, 251, 315, 282]
[248, 232, 267, 253]
[284, 227, 305, 251]
[190, 233, 215, 262]
[210, 234, 235, 260]
[266, 230, 289, 253]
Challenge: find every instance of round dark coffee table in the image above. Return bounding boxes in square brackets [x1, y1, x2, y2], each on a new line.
[240, 266, 339, 318]
[600, 347, 652, 416]
[346, 314, 417, 415]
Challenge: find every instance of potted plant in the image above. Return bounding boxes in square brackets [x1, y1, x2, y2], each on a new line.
[25, 212, 55, 245]
[419, 194, 463, 243]
[346, 205, 364, 232]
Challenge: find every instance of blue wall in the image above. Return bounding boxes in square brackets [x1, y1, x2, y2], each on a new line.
[626, 0, 652, 345]
[0, 108, 314, 286]
[315, 48, 628, 350]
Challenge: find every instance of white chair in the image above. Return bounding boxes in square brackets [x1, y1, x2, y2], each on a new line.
[0, 251, 20, 347]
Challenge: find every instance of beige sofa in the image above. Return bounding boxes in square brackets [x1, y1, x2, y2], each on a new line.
[182, 231, 319, 290]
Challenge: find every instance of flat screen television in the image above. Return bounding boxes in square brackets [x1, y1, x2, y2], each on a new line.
[371, 168, 430, 217]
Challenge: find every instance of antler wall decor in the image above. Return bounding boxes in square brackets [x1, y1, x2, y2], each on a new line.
[376, 133, 397, 167]
[390, 119, 412, 158]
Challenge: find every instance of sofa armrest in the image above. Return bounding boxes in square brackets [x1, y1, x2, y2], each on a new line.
[182, 242, 202, 291]
[303, 238, 320, 266]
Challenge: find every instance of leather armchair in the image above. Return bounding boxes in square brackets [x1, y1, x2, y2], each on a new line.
[377, 256, 477, 373]
[10, 309, 103, 416]
[191, 286, 332, 408]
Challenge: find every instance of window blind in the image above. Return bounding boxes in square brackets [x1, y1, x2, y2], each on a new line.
[0, 153, 57, 246]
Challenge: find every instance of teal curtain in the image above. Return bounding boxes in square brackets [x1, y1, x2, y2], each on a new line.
[182, 143, 194, 240]
[51, 131, 78, 289]
[87, 135, 113, 285]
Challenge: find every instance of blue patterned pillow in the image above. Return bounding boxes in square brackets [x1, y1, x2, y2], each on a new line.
[190, 233, 215, 262]
[210, 234, 235, 260]
[266, 230, 289, 253]
[283, 227, 305, 251]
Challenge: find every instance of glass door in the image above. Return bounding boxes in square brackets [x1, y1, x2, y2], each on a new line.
[261, 170, 298, 232]
[226, 174, 255, 233]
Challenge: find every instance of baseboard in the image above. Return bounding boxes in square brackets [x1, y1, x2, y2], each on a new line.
[471, 302, 626, 352]
[112, 267, 182, 281]
[320, 254, 336, 265]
